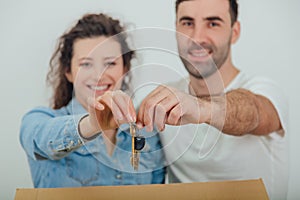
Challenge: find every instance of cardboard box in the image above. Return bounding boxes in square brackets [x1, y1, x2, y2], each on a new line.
[15, 178, 269, 200]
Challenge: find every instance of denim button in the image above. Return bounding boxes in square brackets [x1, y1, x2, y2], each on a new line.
[115, 174, 122, 179]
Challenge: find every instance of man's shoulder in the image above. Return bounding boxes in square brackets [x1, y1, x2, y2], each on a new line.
[227, 71, 280, 91]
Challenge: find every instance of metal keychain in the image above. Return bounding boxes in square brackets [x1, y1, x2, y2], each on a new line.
[130, 123, 145, 170]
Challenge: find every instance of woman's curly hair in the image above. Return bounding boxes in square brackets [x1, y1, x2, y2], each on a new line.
[47, 13, 135, 109]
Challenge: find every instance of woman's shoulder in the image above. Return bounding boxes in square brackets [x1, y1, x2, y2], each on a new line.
[23, 106, 69, 118]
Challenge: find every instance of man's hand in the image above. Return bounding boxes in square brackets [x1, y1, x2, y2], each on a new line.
[137, 85, 209, 132]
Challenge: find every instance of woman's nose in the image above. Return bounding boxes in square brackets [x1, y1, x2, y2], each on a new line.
[91, 64, 106, 80]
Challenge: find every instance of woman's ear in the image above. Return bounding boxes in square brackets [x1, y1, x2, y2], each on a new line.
[124, 66, 129, 74]
[231, 21, 241, 44]
[65, 70, 74, 83]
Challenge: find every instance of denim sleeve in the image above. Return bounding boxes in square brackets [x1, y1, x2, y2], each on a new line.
[142, 129, 166, 184]
[20, 107, 86, 160]
[151, 167, 166, 184]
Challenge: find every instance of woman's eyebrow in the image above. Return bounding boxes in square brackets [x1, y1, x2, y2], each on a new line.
[78, 57, 93, 61]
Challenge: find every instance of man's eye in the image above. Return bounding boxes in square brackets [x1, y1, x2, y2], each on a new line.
[182, 21, 193, 27]
[209, 22, 219, 27]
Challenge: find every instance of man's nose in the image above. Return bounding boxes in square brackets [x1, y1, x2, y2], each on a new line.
[191, 25, 207, 44]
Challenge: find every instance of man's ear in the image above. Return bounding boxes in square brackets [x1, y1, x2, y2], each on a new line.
[65, 70, 74, 83]
[231, 21, 241, 44]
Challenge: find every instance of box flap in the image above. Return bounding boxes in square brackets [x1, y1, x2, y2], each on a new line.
[15, 179, 269, 200]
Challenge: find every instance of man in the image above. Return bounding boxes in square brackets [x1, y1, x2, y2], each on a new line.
[136, 0, 288, 199]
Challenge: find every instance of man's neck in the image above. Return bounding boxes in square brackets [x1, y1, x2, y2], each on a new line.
[189, 62, 239, 97]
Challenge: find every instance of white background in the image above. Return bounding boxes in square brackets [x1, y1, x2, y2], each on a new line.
[0, 0, 299, 199]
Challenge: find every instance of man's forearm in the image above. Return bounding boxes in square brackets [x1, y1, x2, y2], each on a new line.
[202, 89, 279, 136]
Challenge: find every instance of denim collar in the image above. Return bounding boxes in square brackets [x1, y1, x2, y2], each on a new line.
[65, 98, 87, 115]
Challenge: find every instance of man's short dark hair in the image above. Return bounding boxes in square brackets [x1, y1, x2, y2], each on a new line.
[175, 0, 238, 26]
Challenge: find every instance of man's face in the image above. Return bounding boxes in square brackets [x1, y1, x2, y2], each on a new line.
[176, 0, 239, 79]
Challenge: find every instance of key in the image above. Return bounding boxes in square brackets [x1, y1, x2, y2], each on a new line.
[130, 123, 145, 171]
[130, 123, 139, 170]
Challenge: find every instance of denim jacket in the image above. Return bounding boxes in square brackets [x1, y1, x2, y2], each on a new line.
[20, 99, 165, 188]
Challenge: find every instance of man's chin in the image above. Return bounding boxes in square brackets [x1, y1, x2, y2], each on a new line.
[186, 66, 218, 79]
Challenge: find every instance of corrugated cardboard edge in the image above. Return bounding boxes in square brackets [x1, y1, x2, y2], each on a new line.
[14, 178, 269, 200]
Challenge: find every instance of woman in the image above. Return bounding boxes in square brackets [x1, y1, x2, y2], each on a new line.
[20, 13, 165, 188]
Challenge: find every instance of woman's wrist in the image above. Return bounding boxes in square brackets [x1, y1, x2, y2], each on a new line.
[78, 114, 102, 141]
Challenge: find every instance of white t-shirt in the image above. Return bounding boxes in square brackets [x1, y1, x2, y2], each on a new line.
[160, 72, 289, 200]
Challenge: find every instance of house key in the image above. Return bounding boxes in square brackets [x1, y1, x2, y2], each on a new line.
[130, 123, 145, 171]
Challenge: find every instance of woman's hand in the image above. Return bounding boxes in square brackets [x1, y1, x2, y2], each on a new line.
[79, 90, 136, 139]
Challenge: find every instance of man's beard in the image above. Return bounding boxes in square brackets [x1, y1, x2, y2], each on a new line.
[181, 58, 218, 79]
[179, 41, 231, 79]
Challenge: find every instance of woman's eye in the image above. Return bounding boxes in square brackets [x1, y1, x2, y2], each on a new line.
[79, 62, 92, 68]
[105, 61, 116, 67]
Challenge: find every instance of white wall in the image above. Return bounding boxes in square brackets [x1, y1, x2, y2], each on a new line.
[0, 0, 299, 199]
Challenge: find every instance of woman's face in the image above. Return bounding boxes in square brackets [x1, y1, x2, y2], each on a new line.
[65, 36, 126, 110]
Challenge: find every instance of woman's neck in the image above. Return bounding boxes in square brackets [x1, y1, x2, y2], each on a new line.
[102, 129, 117, 156]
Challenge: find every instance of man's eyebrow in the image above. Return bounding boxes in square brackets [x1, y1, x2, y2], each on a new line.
[179, 16, 225, 23]
[178, 16, 194, 22]
[205, 16, 224, 23]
